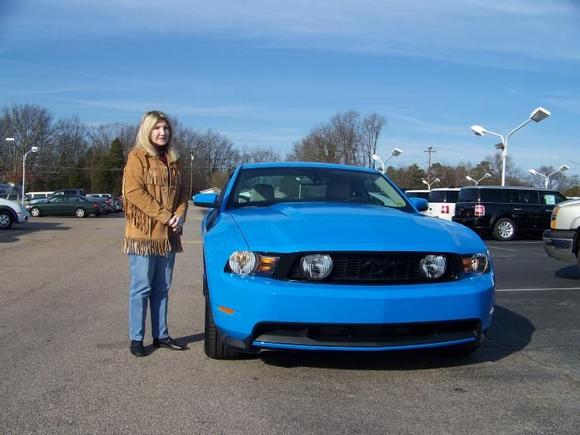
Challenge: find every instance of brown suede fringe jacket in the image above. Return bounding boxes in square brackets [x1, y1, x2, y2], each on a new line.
[122, 147, 189, 256]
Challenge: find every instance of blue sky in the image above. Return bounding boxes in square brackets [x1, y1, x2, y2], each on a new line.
[1, 0, 579, 177]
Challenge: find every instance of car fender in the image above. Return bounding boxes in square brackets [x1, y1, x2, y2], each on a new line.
[203, 212, 250, 300]
[0, 206, 17, 222]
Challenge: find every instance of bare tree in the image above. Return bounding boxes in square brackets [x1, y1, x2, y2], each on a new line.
[329, 111, 361, 165]
[360, 113, 386, 167]
[239, 146, 280, 163]
[0, 104, 53, 184]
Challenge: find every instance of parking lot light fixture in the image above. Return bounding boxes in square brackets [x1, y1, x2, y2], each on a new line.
[421, 177, 440, 190]
[371, 154, 385, 173]
[372, 148, 403, 174]
[529, 164, 570, 189]
[470, 107, 551, 187]
[22, 146, 40, 203]
[466, 173, 492, 186]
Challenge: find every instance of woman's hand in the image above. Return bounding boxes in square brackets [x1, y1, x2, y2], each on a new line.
[167, 215, 184, 233]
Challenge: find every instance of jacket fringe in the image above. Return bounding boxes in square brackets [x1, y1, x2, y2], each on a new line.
[123, 237, 174, 256]
[123, 201, 153, 236]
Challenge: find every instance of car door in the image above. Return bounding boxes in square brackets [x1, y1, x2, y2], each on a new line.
[44, 196, 65, 215]
[514, 190, 541, 230]
[539, 191, 566, 229]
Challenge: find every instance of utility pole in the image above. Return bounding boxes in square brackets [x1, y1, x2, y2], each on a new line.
[424, 146, 436, 181]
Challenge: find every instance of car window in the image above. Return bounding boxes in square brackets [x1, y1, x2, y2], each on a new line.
[481, 189, 518, 203]
[428, 190, 458, 202]
[457, 188, 478, 202]
[228, 167, 410, 210]
[540, 192, 566, 205]
[516, 190, 539, 205]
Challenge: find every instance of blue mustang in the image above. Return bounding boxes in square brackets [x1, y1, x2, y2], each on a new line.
[194, 162, 494, 359]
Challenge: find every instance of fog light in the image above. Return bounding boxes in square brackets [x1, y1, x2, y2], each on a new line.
[420, 255, 447, 279]
[300, 254, 333, 280]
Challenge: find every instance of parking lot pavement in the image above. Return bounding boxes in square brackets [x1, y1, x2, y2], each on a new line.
[1, 212, 579, 434]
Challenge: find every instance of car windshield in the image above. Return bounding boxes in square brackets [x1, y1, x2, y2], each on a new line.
[227, 167, 411, 211]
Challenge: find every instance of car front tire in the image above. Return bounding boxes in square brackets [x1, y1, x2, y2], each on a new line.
[204, 279, 243, 360]
[75, 208, 87, 218]
[493, 217, 516, 241]
[30, 207, 41, 217]
[0, 211, 13, 229]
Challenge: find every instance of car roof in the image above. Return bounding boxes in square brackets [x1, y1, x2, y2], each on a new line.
[430, 187, 461, 191]
[460, 185, 559, 192]
[238, 161, 377, 173]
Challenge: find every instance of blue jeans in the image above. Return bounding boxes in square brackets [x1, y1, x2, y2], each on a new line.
[128, 253, 176, 341]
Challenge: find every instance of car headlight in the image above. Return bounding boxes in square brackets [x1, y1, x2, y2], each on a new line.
[300, 254, 333, 280]
[461, 253, 490, 275]
[227, 251, 279, 276]
[419, 255, 447, 279]
[228, 251, 258, 275]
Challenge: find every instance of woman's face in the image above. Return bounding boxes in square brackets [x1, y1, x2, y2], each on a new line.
[150, 120, 170, 147]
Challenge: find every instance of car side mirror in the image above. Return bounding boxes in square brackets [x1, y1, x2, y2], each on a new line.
[193, 192, 218, 208]
[409, 197, 428, 212]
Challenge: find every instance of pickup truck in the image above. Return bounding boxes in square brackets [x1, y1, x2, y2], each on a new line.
[543, 198, 580, 268]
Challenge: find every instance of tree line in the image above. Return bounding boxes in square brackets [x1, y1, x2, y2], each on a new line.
[1, 104, 578, 197]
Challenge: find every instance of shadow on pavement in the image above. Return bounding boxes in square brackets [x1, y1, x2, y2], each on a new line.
[259, 304, 534, 370]
[554, 264, 580, 280]
[0, 221, 70, 243]
[144, 333, 205, 355]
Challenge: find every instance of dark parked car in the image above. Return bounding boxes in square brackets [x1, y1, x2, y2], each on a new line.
[26, 194, 101, 218]
[453, 186, 567, 241]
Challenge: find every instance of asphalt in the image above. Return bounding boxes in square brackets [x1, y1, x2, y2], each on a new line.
[0, 209, 579, 434]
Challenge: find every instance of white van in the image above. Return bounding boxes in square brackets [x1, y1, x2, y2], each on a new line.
[26, 191, 55, 201]
[426, 187, 460, 220]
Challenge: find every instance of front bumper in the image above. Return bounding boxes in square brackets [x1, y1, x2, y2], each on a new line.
[543, 229, 577, 261]
[207, 271, 495, 352]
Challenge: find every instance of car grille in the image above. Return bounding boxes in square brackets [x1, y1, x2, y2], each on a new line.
[282, 252, 459, 284]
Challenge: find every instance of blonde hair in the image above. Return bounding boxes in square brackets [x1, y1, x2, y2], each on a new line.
[135, 110, 179, 163]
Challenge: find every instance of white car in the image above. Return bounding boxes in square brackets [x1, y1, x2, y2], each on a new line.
[0, 198, 30, 229]
[426, 187, 461, 221]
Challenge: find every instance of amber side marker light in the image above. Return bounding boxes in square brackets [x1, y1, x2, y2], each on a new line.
[218, 306, 236, 315]
[258, 255, 279, 273]
[550, 207, 560, 230]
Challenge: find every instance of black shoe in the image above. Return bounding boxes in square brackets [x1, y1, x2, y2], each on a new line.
[153, 336, 188, 351]
[130, 340, 146, 357]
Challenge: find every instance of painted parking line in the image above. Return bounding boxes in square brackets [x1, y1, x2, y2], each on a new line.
[488, 246, 519, 252]
[497, 287, 580, 292]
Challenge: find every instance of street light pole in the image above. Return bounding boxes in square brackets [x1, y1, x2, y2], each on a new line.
[22, 146, 40, 203]
[189, 152, 195, 200]
[470, 107, 550, 187]
[5, 137, 16, 174]
[528, 165, 569, 189]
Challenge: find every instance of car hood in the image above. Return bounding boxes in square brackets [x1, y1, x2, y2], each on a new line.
[228, 203, 484, 254]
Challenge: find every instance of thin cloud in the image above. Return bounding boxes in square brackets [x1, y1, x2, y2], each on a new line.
[6, 0, 580, 68]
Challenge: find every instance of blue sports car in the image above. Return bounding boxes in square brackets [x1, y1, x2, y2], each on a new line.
[194, 162, 494, 359]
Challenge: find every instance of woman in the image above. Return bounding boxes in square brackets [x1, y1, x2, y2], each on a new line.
[122, 110, 190, 357]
